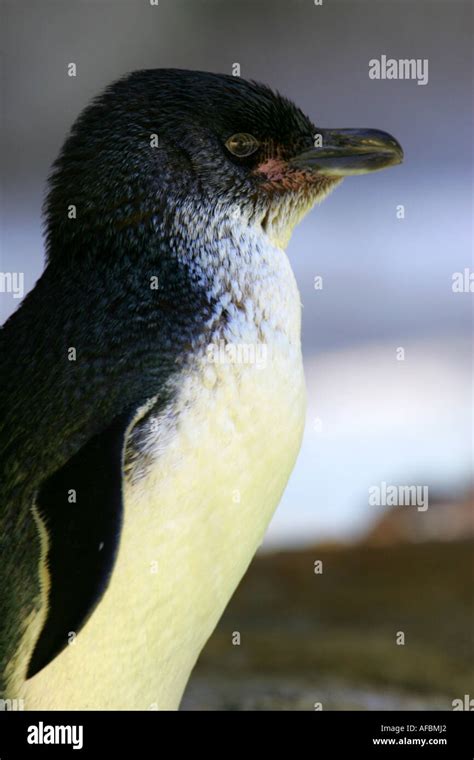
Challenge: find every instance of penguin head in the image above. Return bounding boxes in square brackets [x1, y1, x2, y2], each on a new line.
[45, 69, 403, 255]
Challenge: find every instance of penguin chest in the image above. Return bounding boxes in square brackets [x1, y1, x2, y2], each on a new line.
[115, 335, 306, 707]
[22, 239, 306, 710]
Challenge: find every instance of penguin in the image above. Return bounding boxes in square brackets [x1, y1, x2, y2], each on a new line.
[0, 69, 402, 710]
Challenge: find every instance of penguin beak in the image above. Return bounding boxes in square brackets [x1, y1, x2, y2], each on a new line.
[290, 128, 403, 176]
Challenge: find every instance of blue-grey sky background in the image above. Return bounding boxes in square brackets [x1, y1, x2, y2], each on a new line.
[1, 0, 472, 546]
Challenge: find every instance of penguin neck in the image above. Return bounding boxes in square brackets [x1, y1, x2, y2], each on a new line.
[50, 194, 302, 343]
[8, 198, 299, 504]
[155, 199, 302, 344]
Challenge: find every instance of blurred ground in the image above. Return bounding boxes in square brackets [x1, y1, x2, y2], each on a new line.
[182, 537, 473, 710]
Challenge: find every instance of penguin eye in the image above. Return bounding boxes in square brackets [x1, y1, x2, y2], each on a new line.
[225, 133, 260, 158]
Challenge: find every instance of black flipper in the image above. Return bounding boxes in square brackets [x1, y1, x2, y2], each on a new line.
[26, 413, 131, 679]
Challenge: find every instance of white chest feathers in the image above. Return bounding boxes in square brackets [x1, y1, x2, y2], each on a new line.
[23, 237, 306, 710]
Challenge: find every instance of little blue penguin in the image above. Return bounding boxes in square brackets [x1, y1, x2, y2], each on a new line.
[0, 69, 403, 709]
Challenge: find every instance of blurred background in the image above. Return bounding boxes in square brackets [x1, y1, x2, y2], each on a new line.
[1, 0, 472, 709]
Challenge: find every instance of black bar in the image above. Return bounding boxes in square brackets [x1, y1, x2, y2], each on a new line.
[0, 710, 473, 757]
